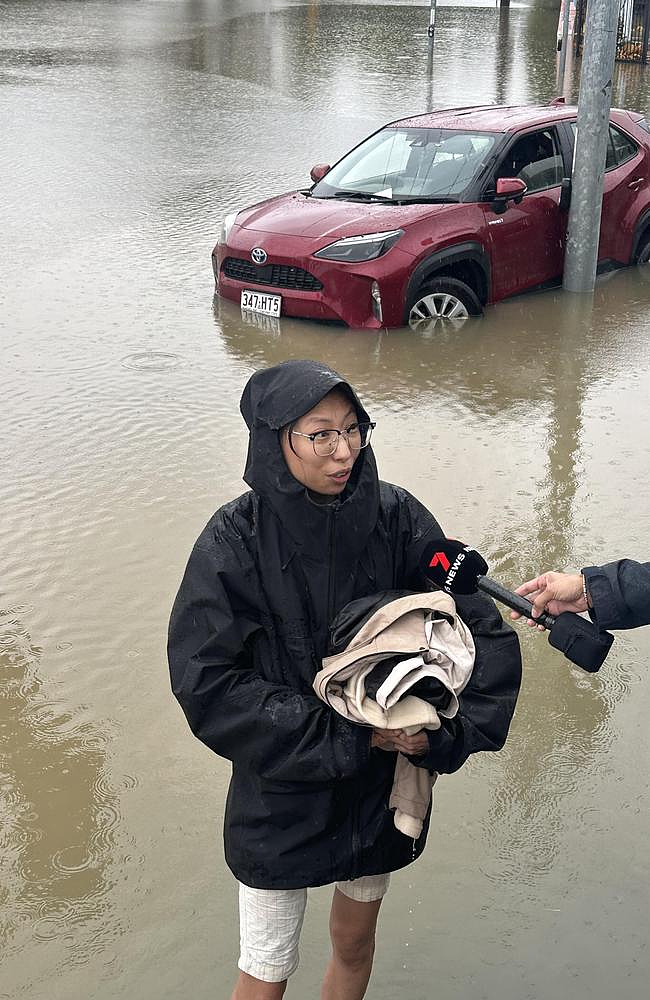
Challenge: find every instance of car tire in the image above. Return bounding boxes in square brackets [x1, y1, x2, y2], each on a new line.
[634, 230, 650, 266]
[406, 277, 483, 332]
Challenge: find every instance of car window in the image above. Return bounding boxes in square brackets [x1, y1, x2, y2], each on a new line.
[311, 127, 499, 201]
[496, 128, 563, 192]
[570, 122, 615, 168]
[606, 130, 617, 169]
[610, 125, 638, 165]
[569, 122, 639, 170]
[341, 131, 412, 186]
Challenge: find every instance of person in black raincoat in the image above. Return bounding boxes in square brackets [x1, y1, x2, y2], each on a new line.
[168, 359, 521, 1000]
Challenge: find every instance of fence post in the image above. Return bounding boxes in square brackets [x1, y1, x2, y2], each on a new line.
[643, 0, 650, 63]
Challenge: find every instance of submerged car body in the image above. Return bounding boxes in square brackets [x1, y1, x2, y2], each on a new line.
[213, 102, 650, 329]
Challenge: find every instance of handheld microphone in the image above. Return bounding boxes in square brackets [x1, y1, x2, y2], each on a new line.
[420, 538, 614, 673]
[421, 538, 556, 629]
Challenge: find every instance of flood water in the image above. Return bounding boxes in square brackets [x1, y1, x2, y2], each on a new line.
[2, 1, 650, 997]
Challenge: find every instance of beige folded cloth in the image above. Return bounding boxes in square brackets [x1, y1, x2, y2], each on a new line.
[314, 592, 475, 839]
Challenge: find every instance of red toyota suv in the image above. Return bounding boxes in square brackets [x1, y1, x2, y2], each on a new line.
[212, 102, 650, 330]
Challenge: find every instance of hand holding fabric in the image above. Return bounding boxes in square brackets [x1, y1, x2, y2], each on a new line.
[371, 728, 429, 756]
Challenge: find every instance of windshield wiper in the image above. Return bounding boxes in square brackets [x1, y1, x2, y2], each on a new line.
[323, 191, 460, 205]
[398, 196, 460, 204]
[317, 190, 460, 205]
[329, 190, 398, 202]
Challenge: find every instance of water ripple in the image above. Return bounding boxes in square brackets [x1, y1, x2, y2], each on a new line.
[0, 610, 126, 966]
[120, 351, 184, 371]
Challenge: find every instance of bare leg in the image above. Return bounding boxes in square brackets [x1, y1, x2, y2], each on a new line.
[230, 971, 287, 1000]
[321, 889, 383, 1000]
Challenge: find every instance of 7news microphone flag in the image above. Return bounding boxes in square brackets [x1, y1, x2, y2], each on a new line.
[421, 538, 614, 673]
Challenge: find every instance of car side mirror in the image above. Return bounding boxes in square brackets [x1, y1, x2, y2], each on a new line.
[559, 177, 572, 212]
[491, 176, 527, 214]
[310, 163, 331, 183]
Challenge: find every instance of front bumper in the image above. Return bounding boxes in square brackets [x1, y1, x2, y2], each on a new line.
[212, 231, 412, 329]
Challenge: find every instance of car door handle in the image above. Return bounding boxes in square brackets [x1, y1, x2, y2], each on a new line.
[628, 177, 644, 190]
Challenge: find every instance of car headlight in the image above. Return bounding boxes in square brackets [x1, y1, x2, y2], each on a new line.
[218, 211, 239, 245]
[313, 229, 403, 262]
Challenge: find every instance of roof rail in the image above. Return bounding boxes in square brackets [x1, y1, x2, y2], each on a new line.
[439, 103, 505, 115]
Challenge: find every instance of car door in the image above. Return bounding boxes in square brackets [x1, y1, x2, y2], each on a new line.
[567, 122, 646, 265]
[482, 126, 568, 298]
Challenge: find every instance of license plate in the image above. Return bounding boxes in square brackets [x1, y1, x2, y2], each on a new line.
[241, 289, 281, 317]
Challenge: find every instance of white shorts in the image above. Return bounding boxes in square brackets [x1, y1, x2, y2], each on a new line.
[237, 873, 391, 983]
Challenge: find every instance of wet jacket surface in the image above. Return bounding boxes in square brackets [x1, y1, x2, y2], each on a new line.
[584, 559, 650, 630]
[167, 360, 522, 889]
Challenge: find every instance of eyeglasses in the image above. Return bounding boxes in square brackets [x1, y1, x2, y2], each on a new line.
[290, 421, 376, 457]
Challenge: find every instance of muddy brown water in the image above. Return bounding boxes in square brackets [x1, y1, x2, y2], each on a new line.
[2, 2, 650, 998]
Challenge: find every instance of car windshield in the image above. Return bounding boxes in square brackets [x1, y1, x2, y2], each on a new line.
[311, 127, 498, 202]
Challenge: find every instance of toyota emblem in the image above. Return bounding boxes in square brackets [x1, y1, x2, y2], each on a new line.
[251, 247, 267, 265]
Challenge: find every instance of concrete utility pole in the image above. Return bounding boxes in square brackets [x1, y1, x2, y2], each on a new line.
[563, 0, 619, 293]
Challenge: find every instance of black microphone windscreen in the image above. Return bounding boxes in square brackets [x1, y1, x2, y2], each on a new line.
[421, 539, 489, 595]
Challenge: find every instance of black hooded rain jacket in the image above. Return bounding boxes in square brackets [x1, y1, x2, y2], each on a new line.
[168, 360, 522, 889]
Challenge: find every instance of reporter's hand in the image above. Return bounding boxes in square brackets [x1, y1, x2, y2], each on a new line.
[510, 571, 588, 627]
[371, 728, 429, 756]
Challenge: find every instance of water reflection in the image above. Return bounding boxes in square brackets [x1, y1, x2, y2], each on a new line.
[163, 4, 542, 112]
[214, 272, 649, 417]
[3, 1, 650, 115]
[496, 7, 514, 105]
[465, 290, 640, 894]
[536, 301, 588, 566]
[156, 2, 650, 114]
[0, 608, 122, 968]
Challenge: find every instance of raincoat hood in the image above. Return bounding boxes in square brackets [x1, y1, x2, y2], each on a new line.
[240, 360, 379, 559]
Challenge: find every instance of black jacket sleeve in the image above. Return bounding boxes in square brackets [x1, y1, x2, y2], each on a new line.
[407, 592, 522, 774]
[583, 559, 650, 630]
[168, 526, 371, 783]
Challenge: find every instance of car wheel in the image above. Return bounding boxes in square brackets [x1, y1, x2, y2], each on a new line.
[406, 277, 482, 332]
[634, 231, 650, 266]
